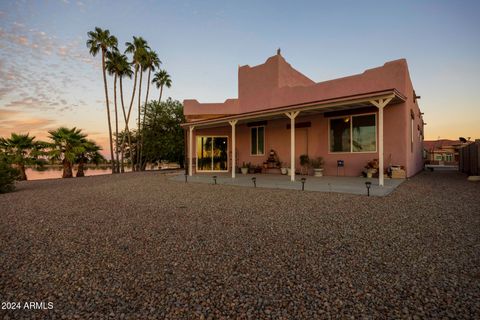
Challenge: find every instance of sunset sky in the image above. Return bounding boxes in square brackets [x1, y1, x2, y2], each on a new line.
[1, 0, 479, 157]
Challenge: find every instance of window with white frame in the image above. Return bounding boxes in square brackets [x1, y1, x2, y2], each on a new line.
[250, 126, 265, 155]
[329, 114, 376, 153]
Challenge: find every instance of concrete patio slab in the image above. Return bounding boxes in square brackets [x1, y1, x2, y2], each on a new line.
[170, 173, 404, 196]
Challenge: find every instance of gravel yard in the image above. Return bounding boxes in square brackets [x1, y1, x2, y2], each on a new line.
[1, 171, 479, 319]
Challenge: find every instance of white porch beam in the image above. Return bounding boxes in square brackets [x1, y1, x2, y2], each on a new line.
[188, 125, 195, 176]
[370, 98, 392, 187]
[285, 111, 300, 181]
[229, 120, 238, 178]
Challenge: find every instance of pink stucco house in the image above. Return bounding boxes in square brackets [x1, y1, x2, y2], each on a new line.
[182, 51, 424, 186]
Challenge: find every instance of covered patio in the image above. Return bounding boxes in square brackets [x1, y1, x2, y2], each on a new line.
[183, 89, 406, 187]
[170, 173, 404, 196]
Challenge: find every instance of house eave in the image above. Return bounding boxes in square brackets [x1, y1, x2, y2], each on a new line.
[181, 89, 406, 129]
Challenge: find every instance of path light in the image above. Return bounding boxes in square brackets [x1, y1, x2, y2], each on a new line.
[213, 175, 217, 185]
[251, 177, 256, 188]
[365, 181, 372, 196]
[184, 174, 188, 183]
[301, 177, 306, 191]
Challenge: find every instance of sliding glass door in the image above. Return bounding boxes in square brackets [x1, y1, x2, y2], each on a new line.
[197, 136, 228, 172]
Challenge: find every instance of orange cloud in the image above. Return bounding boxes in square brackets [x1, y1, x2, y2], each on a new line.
[0, 110, 111, 158]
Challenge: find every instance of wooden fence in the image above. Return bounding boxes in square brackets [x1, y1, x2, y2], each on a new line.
[459, 141, 480, 175]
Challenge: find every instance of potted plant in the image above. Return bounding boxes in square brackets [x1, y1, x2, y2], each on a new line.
[287, 166, 292, 176]
[364, 159, 379, 178]
[280, 162, 288, 175]
[248, 162, 255, 174]
[241, 162, 248, 175]
[310, 157, 325, 177]
[299, 154, 310, 175]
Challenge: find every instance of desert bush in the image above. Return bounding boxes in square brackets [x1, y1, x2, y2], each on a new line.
[0, 154, 19, 193]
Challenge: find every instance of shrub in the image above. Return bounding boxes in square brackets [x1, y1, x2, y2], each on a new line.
[310, 157, 325, 169]
[0, 154, 19, 193]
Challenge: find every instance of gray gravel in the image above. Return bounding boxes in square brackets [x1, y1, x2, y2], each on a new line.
[1, 171, 479, 319]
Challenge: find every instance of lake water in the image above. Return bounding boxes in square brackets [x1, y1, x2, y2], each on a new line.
[23, 163, 181, 181]
[24, 167, 129, 180]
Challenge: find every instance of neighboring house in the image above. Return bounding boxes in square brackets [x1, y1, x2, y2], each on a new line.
[182, 51, 424, 186]
[424, 139, 465, 164]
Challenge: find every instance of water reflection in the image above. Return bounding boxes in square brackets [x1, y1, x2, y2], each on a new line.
[24, 166, 130, 180]
[24, 163, 180, 181]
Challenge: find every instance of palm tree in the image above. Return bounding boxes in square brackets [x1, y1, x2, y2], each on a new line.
[106, 49, 123, 173]
[0, 133, 39, 180]
[125, 36, 149, 171]
[86, 27, 118, 173]
[76, 139, 104, 177]
[48, 127, 86, 178]
[139, 50, 161, 170]
[152, 69, 172, 103]
[106, 51, 134, 172]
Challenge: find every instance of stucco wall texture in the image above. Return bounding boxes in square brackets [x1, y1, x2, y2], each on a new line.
[184, 53, 424, 177]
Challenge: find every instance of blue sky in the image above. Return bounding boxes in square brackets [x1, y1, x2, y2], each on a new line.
[1, 0, 479, 151]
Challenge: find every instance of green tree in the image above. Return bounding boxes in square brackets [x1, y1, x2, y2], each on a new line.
[125, 36, 149, 171]
[48, 127, 87, 178]
[86, 27, 118, 173]
[152, 69, 172, 103]
[141, 99, 185, 168]
[0, 133, 43, 180]
[76, 139, 105, 177]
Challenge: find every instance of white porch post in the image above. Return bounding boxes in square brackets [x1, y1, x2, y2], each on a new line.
[285, 111, 300, 181]
[229, 120, 238, 178]
[370, 98, 392, 186]
[188, 125, 195, 176]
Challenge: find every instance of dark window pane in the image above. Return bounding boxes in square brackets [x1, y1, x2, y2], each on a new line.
[212, 137, 228, 170]
[330, 118, 350, 152]
[352, 114, 376, 152]
[251, 127, 257, 155]
[257, 127, 264, 154]
[196, 137, 212, 170]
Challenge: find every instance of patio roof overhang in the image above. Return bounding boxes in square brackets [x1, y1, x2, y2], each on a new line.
[181, 88, 406, 129]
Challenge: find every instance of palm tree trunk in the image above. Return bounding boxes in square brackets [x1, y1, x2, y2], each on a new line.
[101, 49, 115, 174]
[139, 67, 152, 170]
[18, 163, 27, 181]
[120, 139, 125, 173]
[120, 77, 131, 172]
[159, 85, 164, 103]
[124, 65, 138, 171]
[136, 66, 144, 171]
[113, 74, 120, 173]
[76, 158, 85, 177]
[62, 159, 73, 178]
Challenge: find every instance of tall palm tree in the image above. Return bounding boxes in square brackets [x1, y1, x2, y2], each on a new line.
[86, 27, 118, 173]
[0, 133, 39, 180]
[106, 50, 134, 172]
[139, 50, 161, 170]
[76, 139, 104, 177]
[125, 36, 149, 171]
[106, 49, 122, 173]
[152, 69, 172, 103]
[48, 127, 86, 178]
